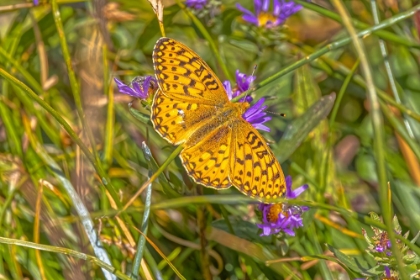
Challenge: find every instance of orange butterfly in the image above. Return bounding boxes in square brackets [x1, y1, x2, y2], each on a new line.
[151, 38, 285, 200]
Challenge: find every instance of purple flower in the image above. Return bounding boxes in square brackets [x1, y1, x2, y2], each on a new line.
[223, 70, 272, 132]
[374, 233, 392, 256]
[186, 0, 207, 10]
[236, 0, 302, 28]
[257, 176, 309, 236]
[224, 70, 254, 102]
[284, 176, 308, 201]
[114, 76, 157, 99]
[242, 98, 271, 132]
[236, 70, 256, 94]
[384, 266, 391, 278]
[33, 0, 39, 5]
[374, 231, 392, 257]
[383, 266, 397, 279]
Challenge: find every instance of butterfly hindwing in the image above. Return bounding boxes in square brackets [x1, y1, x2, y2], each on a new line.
[230, 119, 286, 199]
[180, 123, 232, 189]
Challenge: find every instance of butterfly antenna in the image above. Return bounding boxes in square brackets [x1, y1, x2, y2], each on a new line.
[251, 64, 257, 77]
[266, 110, 286, 118]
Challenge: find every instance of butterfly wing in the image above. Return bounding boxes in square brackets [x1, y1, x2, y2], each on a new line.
[151, 89, 219, 145]
[151, 38, 231, 145]
[152, 38, 229, 105]
[180, 123, 232, 189]
[229, 119, 286, 200]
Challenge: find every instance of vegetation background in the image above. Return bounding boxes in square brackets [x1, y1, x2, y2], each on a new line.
[0, 0, 420, 279]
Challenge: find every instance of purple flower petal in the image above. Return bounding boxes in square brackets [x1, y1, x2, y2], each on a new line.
[273, 0, 281, 16]
[114, 76, 156, 99]
[236, 3, 255, 17]
[224, 70, 269, 131]
[243, 98, 271, 132]
[236, 3, 259, 26]
[285, 175, 308, 198]
[254, 0, 262, 15]
[252, 123, 271, 132]
[287, 184, 308, 199]
[384, 266, 391, 278]
[237, 0, 302, 29]
[235, 69, 256, 92]
[282, 228, 296, 236]
[285, 175, 292, 190]
[279, 0, 302, 21]
[261, 0, 270, 12]
[236, 3, 258, 26]
[242, 15, 259, 26]
[223, 80, 233, 100]
[301, 206, 310, 211]
[375, 244, 384, 252]
[224, 70, 255, 103]
[115, 78, 140, 97]
[186, 0, 207, 10]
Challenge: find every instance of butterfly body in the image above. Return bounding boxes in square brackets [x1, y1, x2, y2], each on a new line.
[151, 37, 285, 200]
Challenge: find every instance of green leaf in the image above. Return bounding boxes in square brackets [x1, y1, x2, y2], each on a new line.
[129, 105, 152, 126]
[275, 93, 336, 163]
[294, 64, 322, 114]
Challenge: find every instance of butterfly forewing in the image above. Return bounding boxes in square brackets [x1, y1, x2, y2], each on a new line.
[151, 89, 218, 145]
[152, 38, 228, 105]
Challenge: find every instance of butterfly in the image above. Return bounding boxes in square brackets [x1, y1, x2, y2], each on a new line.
[150, 38, 285, 200]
